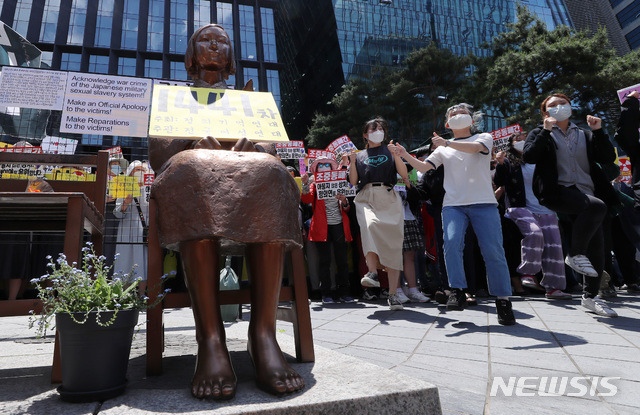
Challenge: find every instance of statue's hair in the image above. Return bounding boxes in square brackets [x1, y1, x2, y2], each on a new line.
[185, 24, 236, 80]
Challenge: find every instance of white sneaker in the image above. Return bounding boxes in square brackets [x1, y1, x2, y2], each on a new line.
[407, 290, 430, 303]
[581, 295, 617, 317]
[565, 255, 598, 277]
[396, 289, 410, 304]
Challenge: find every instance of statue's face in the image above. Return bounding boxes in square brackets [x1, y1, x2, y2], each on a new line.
[194, 26, 230, 73]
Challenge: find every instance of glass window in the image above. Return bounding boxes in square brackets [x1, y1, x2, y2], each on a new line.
[170, 61, 188, 81]
[170, 0, 188, 53]
[118, 57, 137, 76]
[89, 55, 109, 74]
[145, 59, 163, 78]
[12, 0, 33, 37]
[95, 0, 114, 47]
[195, 0, 212, 29]
[67, 0, 88, 45]
[60, 53, 82, 71]
[217, 2, 234, 45]
[243, 67, 258, 90]
[617, 2, 640, 29]
[625, 24, 640, 49]
[40, 51, 53, 67]
[40, 0, 60, 43]
[266, 69, 280, 109]
[147, 0, 164, 52]
[122, 0, 139, 49]
[610, 0, 625, 8]
[239, 5, 257, 61]
[261, 8, 277, 63]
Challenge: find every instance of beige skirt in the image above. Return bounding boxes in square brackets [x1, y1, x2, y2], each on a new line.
[354, 183, 404, 271]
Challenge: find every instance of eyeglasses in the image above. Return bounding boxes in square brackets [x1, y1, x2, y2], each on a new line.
[318, 163, 332, 168]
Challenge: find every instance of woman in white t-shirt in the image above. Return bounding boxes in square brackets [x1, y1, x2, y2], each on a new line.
[390, 103, 515, 326]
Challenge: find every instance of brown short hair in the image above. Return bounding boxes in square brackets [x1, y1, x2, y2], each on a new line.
[185, 24, 236, 80]
[540, 93, 571, 119]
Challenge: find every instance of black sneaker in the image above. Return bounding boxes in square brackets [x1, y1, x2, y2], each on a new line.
[496, 299, 516, 326]
[627, 283, 640, 294]
[434, 290, 448, 305]
[361, 272, 380, 288]
[446, 289, 466, 311]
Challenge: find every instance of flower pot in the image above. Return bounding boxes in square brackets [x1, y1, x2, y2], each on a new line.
[55, 309, 139, 402]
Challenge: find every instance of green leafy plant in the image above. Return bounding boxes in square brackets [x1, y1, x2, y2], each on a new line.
[29, 242, 173, 337]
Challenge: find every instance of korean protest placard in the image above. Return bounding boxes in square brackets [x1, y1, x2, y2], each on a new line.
[45, 167, 96, 182]
[108, 146, 123, 159]
[314, 169, 356, 200]
[0, 163, 46, 179]
[0, 145, 43, 153]
[489, 124, 522, 152]
[325, 135, 357, 160]
[108, 175, 141, 198]
[617, 83, 640, 104]
[307, 149, 335, 162]
[60, 73, 152, 137]
[275, 141, 305, 159]
[143, 173, 155, 202]
[148, 85, 289, 142]
[0, 66, 67, 110]
[617, 156, 632, 185]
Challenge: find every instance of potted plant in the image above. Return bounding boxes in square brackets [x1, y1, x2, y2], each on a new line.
[29, 243, 170, 402]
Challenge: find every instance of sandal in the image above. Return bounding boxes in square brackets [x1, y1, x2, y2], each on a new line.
[466, 293, 477, 306]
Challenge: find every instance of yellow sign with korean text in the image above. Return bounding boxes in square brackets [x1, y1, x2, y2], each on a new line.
[148, 85, 289, 142]
[108, 176, 141, 198]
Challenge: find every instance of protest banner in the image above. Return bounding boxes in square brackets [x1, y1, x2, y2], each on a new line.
[148, 85, 288, 142]
[617, 83, 640, 104]
[298, 158, 307, 175]
[108, 146, 123, 159]
[46, 167, 95, 182]
[314, 169, 356, 199]
[108, 176, 141, 198]
[489, 124, 522, 152]
[0, 146, 43, 153]
[325, 135, 357, 160]
[60, 73, 152, 137]
[42, 136, 78, 155]
[0, 163, 46, 178]
[143, 173, 155, 202]
[307, 149, 335, 161]
[275, 141, 305, 159]
[393, 170, 419, 192]
[0, 66, 67, 110]
[617, 156, 632, 185]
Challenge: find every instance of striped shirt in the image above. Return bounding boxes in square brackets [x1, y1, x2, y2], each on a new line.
[324, 197, 342, 225]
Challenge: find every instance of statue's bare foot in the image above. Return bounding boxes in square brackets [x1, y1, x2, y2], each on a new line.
[191, 338, 237, 400]
[247, 329, 305, 395]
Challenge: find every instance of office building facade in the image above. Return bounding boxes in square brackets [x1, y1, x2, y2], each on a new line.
[608, 0, 640, 50]
[0, 0, 574, 149]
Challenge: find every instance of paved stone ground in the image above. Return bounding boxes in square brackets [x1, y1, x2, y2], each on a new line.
[286, 292, 640, 415]
[1, 291, 639, 414]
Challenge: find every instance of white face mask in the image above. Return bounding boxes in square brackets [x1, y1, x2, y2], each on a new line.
[513, 141, 525, 152]
[447, 113, 473, 130]
[367, 130, 385, 143]
[548, 104, 571, 121]
[110, 165, 122, 175]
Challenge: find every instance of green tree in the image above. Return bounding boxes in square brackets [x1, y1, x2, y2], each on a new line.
[469, 4, 640, 131]
[305, 42, 469, 150]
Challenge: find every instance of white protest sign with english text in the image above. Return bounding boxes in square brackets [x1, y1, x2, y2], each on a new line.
[60, 73, 152, 137]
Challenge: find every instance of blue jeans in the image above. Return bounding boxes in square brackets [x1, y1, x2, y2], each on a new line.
[442, 204, 512, 297]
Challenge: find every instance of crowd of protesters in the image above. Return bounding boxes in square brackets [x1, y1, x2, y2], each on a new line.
[297, 93, 640, 325]
[4, 92, 640, 327]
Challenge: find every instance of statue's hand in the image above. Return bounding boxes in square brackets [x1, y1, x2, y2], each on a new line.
[232, 137, 257, 152]
[194, 136, 222, 150]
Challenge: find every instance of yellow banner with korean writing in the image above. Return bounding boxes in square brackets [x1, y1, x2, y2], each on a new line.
[108, 176, 141, 198]
[148, 85, 289, 142]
